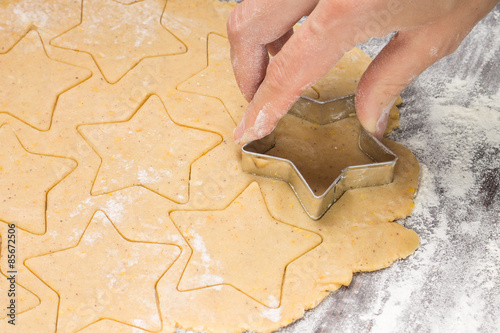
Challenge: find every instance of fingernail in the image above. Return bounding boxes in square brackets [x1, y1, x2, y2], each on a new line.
[374, 98, 397, 139]
[375, 108, 390, 139]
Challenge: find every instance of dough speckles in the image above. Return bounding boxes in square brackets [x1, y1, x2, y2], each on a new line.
[0, 30, 91, 130]
[51, 0, 186, 83]
[78, 94, 221, 203]
[171, 182, 322, 307]
[0, 125, 76, 234]
[0, 1, 420, 332]
[25, 211, 181, 333]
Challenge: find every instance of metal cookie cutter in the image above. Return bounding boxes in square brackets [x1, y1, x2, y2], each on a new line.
[241, 94, 398, 220]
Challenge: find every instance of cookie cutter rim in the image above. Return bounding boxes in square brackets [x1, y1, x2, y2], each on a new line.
[241, 95, 398, 220]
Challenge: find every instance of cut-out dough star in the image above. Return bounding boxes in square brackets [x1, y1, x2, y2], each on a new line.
[171, 182, 322, 307]
[0, 125, 76, 234]
[51, 0, 186, 83]
[78, 95, 221, 203]
[25, 211, 181, 333]
[0, 30, 91, 130]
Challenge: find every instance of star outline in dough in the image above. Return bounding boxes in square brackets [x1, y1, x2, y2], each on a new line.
[170, 182, 323, 308]
[0, 28, 92, 131]
[177, 32, 245, 125]
[0, 124, 78, 235]
[24, 210, 182, 333]
[77, 93, 223, 203]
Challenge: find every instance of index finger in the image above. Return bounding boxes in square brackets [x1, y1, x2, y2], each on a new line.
[227, 0, 318, 102]
[233, 1, 362, 144]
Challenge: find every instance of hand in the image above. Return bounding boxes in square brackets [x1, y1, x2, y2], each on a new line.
[228, 0, 499, 144]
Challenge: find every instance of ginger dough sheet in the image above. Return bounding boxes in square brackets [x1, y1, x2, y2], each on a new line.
[0, 1, 419, 332]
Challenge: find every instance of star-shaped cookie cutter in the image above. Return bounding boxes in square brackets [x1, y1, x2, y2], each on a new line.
[241, 94, 398, 220]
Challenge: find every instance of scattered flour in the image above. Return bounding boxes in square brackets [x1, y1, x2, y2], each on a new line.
[137, 166, 172, 184]
[261, 307, 282, 323]
[9, 0, 492, 331]
[190, 231, 224, 287]
[279, 293, 335, 332]
[69, 197, 94, 218]
[102, 192, 127, 224]
[132, 319, 147, 329]
[252, 106, 274, 138]
[261, 296, 282, 323]
[277, 6, 500, 333]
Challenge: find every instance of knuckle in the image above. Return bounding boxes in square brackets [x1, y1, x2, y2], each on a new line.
[226, 6, 247, 42]
[440, 38, 462, 58]
[430, 32, 464, 59]
[307, 4, 336, 33]
[382, 81, 408, 97]
[304, 1, 358, 44]
[265, 56, 292, 93]
[323, 0, 358, 15]
[306, 16, 327, 39]
[227, 1, 259, 43]
[333, 0, 359, 14]
[434, 1, 460, 16]
[370, 78, 407, 100]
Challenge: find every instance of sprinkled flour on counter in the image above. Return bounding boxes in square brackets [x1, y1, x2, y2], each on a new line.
[274, 6, 500, 333]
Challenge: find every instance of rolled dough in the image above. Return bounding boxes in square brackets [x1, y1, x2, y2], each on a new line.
[0, 0, 419, 332]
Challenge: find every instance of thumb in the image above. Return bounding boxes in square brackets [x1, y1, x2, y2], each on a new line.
[356, 26, 458, 138]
